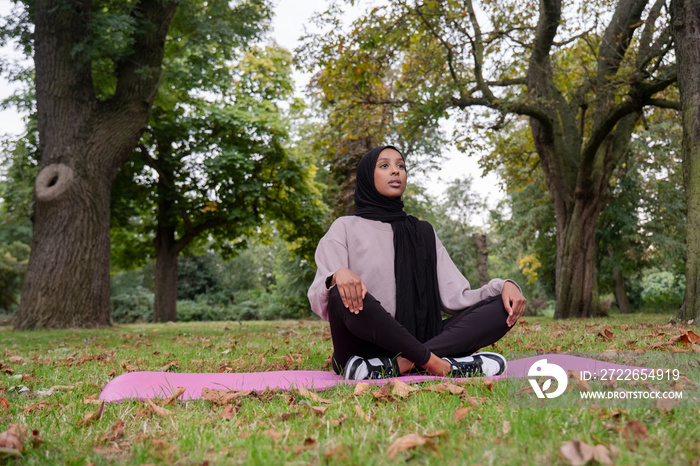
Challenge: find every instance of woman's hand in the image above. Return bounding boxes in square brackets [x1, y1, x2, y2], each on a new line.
[502, 281, 527, 327]
[332, 268, 368, 314]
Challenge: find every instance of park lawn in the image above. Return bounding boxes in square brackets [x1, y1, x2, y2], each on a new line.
[0, 314, 698, 465]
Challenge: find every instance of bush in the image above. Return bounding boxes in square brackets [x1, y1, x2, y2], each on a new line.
[640, 271, 685, 311]
[111, 288, 154, 323]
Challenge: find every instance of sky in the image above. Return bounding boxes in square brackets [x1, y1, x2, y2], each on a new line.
[0, 0, 503, 220]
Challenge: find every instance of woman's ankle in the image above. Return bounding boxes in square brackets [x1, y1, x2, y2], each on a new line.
[421, 353, 451, 376]
[397, 357, 414, 373]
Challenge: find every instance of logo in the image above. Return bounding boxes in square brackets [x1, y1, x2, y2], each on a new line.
[527, 358, 568, 398]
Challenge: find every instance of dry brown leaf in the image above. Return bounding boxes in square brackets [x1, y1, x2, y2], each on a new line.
[391, 379, 418, 398]
[502, 420, 511, 435]
[560, 440, 595, 465]
[104, 420, 125, 442]
[353, 383, 371, 396]
[201, 388, 252, 405]
[147, 399, 172, 417]
[220, 404, 238, 420]
[331, 414, 348, 427]
[372, 383, 392, 400]
[0, 424, 24, 455]
[264, 428, 283, 443]
[23, 400, 50, 414]
[597, 326, 614, 341]
[624, 419, 648, 440]
[354, 404, 370, 422]
[483, 379, 495, 391]
[0, 398, 8, 412]
[423, 383, 465, 395]
[424, 430, 448, 438]
[160, 387, 186, 406]
[452, 407, 470, 422]
[309, 405, 328, 417]
[297, 387, 331, 404]
[77, 402, 104, 428]
[386, 433, 428, 458]
[593, 444, 613, 464]
[323, 444, 349, 459]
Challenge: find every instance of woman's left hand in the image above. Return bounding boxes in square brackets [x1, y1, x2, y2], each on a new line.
[502, 281, 527, 327]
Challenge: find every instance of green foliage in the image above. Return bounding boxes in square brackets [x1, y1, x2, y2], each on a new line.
[640, 271, 685, 311]
[0, 240, 30, 312]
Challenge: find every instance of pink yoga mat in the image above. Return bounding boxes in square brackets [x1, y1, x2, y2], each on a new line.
[99, 354, 649, 402]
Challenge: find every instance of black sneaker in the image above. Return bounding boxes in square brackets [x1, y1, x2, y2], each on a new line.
[442, 352, 507, 377]
[344, 356, 400, 380]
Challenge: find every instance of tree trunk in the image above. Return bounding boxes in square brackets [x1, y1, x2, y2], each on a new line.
[16, 164, 113, 328]
[672, 0, 700, 323]
[552, 199, 603, 318]
[471, 232, 489, 287]
[16, 0, 177, 329]
[153, 225, 179, 323]
[608, 245, 633, 314]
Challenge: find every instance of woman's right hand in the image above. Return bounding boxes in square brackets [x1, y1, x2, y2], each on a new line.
[331, 267, 367, 314]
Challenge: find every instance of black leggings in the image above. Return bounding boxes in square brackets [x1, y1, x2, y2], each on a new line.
[327, 286, 513, 374]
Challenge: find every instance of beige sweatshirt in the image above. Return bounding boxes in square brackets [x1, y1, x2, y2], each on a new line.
[308, 216, 512, 321]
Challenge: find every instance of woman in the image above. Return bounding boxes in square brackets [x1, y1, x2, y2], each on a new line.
[308, 145, 526, 380]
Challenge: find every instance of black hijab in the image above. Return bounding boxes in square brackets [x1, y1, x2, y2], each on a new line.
[354, 145, 443, 343]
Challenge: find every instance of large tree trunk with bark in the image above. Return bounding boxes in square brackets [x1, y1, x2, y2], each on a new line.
[672, 0, 700, 323]
[16, 0, 177, 329]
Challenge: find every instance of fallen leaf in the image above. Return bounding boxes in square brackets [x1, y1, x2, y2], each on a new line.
[160, 387, 186, 406]
[560, 440, 595, 465]
[331, 414, 348, 427]
[391, 379, 418, 398]
[264, 429, 283, 443]
[297, 387, 331, 404]
[597, 326, 614, 341]
[353, 383, 371, 396]
[483, 379, 495, 391]
[502, 420, 511, 435]
[309, 405, 327, 417]
[568, 370, 591, 392]
[423, 382, 465, 395]
[371, 383, 392, 400]
[355, 404, 370, 422]
[424, 430, 448, 438]
[201, 388, 252, 405]
[452, 407, 470, 422]
[386, 433, 428, 458]
[593, 444, 613, 464]
[23, 401, 50, 414]
[8, 356, 24, 364]
[324, 444, 349, 459]
[147, 399, 172, 417]
[103, 420, 125, 442]
[624, 419, 648, 440]
[0, 424, 24, 455]
[77, 402, 104, 428]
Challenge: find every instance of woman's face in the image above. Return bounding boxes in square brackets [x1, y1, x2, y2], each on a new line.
[373, 148, 407, 198]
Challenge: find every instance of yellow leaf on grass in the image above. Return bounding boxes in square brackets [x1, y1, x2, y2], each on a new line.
[297, 387, 331, 404]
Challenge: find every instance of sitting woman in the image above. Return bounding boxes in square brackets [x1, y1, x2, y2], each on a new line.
[307, 145, 526, 380]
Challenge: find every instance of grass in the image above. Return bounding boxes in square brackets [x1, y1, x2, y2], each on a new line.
[0, 314, 698, 465]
